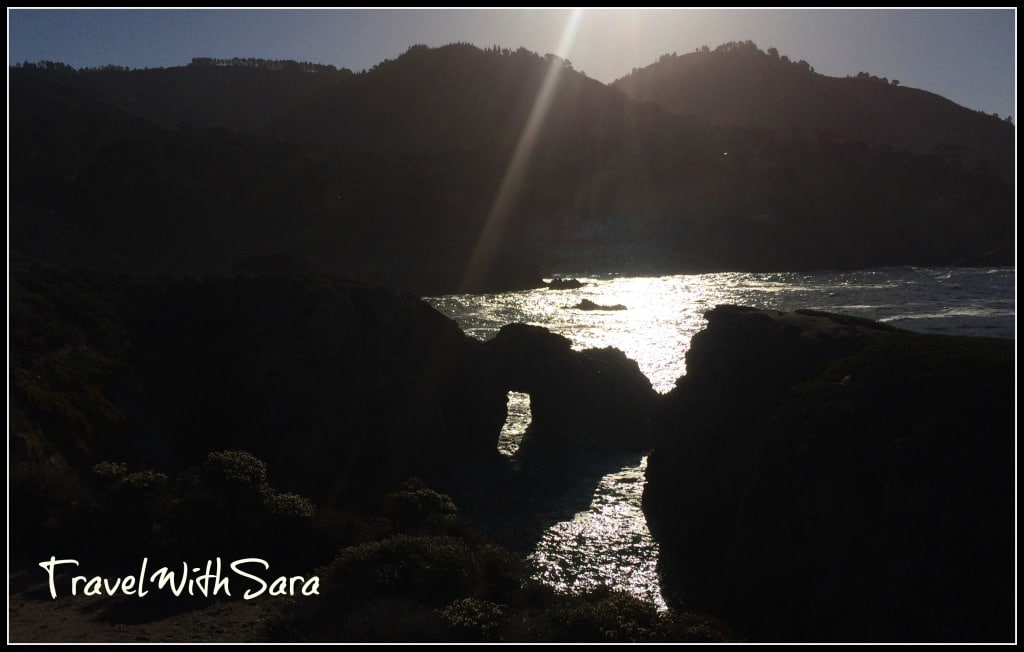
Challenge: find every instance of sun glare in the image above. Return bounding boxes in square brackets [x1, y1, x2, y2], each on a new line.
[459, 8, 584, 292]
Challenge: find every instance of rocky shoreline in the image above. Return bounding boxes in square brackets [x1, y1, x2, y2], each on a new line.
[10, 261, 1014, 641]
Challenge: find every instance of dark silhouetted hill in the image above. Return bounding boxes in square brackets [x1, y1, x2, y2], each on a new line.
[613, 41, 1014, 183]
[13, 58, 352, 132]
[9, 43, 1015, 293]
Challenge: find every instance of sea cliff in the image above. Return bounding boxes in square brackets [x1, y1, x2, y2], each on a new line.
[644, 305, 1014, 641]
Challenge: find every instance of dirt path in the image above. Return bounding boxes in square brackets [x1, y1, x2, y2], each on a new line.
[8, 571, 284, 643]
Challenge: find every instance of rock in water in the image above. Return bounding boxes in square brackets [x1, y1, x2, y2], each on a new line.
[546, 278, 584, 290]
[573, 299, 627, 311]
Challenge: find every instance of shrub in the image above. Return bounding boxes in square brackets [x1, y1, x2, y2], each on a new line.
[92, 460, 127, 482]
[527, 588, 670, 642]
[203, 450, 268, 489]
[262, 490, 315, 520]
[440, 597, 508, 642]
[383, 477, 458, 532]
[322, 534, 517, 607]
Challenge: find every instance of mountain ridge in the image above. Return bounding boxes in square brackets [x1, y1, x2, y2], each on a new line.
[10, 42, 1014, 293]
[612, 40, 1013, 182]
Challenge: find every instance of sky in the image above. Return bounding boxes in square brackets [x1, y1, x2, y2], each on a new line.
[6, 8, 1017, 119]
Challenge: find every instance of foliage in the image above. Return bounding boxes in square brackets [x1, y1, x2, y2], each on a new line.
[203, 450, 268, 489]
[383, 477, 459, 532]
[440, 597, 508, 642]
[268, 487, 735, 643]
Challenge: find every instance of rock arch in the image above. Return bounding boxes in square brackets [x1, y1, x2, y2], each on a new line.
[482, 324, 656, 454]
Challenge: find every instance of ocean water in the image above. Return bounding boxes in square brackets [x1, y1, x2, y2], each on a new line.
[426, 266, 1016, 609]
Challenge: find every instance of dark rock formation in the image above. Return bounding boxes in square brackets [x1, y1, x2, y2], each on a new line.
[644, 305, 1014, 641]
[12, 255, 657, 526]
[546, 278, 584, 290]
[121, 277, 514, 502]
[573, 299, 627, 311]
[483, 324, 656, 454]
[10, 260, 509, 510]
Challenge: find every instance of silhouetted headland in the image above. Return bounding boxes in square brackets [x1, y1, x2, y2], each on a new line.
[644, 305, 1014, 642]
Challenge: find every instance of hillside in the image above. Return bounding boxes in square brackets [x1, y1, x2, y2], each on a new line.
[9, 43, 1015, 293]
[613, 41, 1014, 183]
[13, 58, 352, 132]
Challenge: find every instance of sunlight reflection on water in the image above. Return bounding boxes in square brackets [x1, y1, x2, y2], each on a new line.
[426, 267, 1015, 610]
[499, 391, 532, 457]
[528, 456, 666, 609]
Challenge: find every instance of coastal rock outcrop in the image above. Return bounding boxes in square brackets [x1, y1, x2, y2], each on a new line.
[120, 277, 512, 502]
[12, 257, 659, 520]
[573, 299, 627, 311]
[484, 323, 656, 453]
[644, 305, 1014, 641]
[10, 261, 510, 510]
[545, 277, 584, 290]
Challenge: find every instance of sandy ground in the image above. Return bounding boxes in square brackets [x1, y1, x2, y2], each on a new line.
[8, 570, 283, 643]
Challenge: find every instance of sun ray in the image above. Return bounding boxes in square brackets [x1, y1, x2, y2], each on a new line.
[459, 9, 584, 292]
